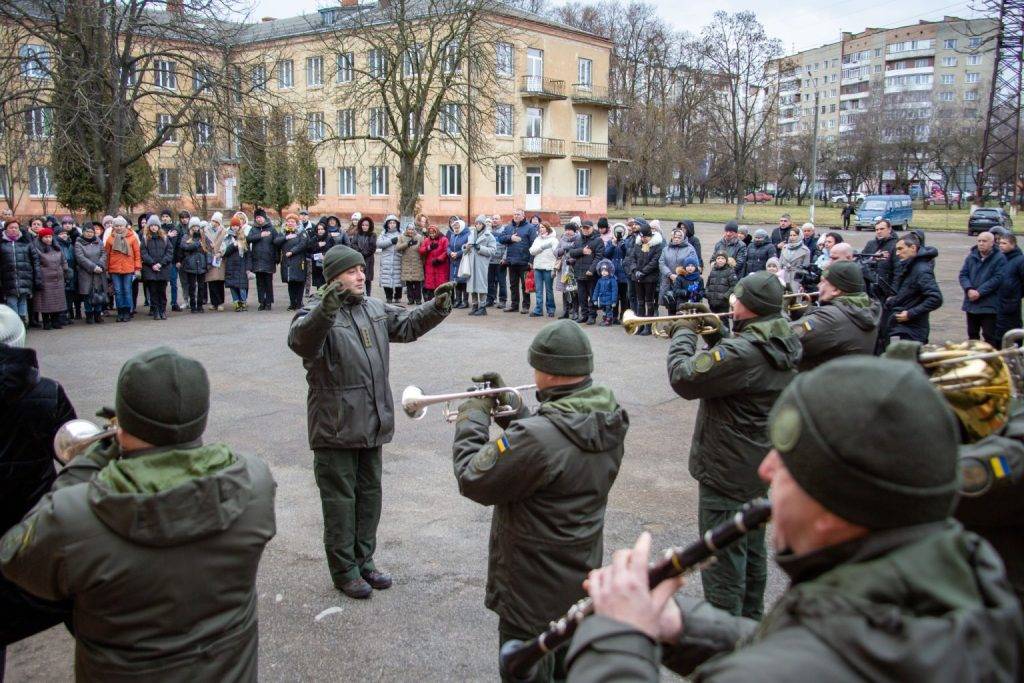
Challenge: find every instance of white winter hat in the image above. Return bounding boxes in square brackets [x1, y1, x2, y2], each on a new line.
[351, 212, 362, 222]
[0, 304, 25, 348]
[188, 216, 201, 228]
[211, 211, 223, 224]
[569, 216, 581, 227]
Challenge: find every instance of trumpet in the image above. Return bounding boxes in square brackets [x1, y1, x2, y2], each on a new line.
[401, 382, 537, 423]
[783, 291, 819, 312]
[620, 309, 731, 337]
[53, 418, 118, 464]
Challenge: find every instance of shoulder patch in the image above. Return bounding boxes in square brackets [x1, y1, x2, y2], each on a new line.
[694, 352, 715, 373]
[471, 443, 499, 472]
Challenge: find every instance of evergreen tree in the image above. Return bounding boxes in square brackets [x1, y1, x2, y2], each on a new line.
[238, 138, 267, 210]
[290, 128, 319, 210]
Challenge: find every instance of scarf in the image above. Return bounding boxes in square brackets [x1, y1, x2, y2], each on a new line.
[113, 229, 130, 256]
[205, 224, 226, 266]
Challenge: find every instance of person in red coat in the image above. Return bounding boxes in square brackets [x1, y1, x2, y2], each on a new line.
[419, 224, 449, 300]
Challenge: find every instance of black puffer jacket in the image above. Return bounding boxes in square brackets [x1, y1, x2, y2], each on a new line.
[569, 232, 606, 281]
[886, 246, 943, 342]
[1, 231, 41, 298]
[140, 235, 174, 282]
[705, 264, 739, 309]
[351, 230, 378, 282]
[248, 224, 280, 274]
[745, 240, 775, 275]
[863, 233, 899, 298]
[223, 236, 248, 290]
[276, 232, 308, 283]
[177, 237, 208, 275]
[629, 242, 662, 283]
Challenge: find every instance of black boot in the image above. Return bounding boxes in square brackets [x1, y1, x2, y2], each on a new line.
[42, 315, 52, 330]
[52, 314, 64, 329]
[94, 311, 103, 324]
[64, 311, 74, 325]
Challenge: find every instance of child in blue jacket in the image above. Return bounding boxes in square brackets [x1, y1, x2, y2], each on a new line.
[671, 255, 705, 306]
[592, 259, 618, 326]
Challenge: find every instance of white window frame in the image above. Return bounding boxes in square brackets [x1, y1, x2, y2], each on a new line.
[575, 113, 592, 142]
[441, 103, 461, 135]
[965, 90, 978, 101]
[443, 43, 461, 74]
[154, 59, 177, 89]
[941, 56, 957, 67]
[495, 104, 513, 136]
[969, 37, 983, 48]
[29, 165, 54, 197]
[403, 45, 421, 78]
[369, 107, 388, 138]
[369, 49, 387, 79]
[495, 164, 513, 196]
[278, 59, 294, 89]
[939, 91, 954, 102]
[25, 107, 51, 139]
[407, 111, 420, 138]
[308, 111, 325, 141]
[337, 109, 355, 138]
[967, 54, 982, 66]
[496, 42, 513, 77]
[336, 52, 354, 83]
[251, 64, 267, 91]
[966, 72, 980, 84]
[19, 44, 49, 79]
[193, 65, 211, 92]
[440, 164, 462, 196]
[282, 114, 295, 141]
[195, 117, 213, 146]
[370, 166, 389, 196]
[577, 57, 593, 88]
[338, 166, 356, 195]
[195, 169, 216, 196]
[940, 74, 954, 84]
[157, 113, 176, 144]
[158, 168, 180, 196]
[306, 56, 324, 88]
[576, 168, 591, 198]
[0, 165, 7, 198]
[317, 167, 326, 195]
[943, 38, 957, 49]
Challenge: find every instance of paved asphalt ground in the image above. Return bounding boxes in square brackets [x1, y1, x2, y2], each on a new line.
[6, 222, 978, 681]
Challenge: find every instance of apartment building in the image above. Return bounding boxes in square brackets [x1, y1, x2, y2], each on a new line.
[774, 16, 998, 144]
[5, 1, 617, 220]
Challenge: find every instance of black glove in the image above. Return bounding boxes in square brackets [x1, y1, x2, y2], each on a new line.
[432, 257, 444, 266]
[391, 236, 399, 245]
[433, 281, 456, 314]
[457, 395, 497, 418]
[666, 313, 721, 339]
[319, 281, 344, 316]
[472, 372, 516, 427]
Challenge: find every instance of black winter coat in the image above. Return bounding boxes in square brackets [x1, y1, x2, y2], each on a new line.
[1, 232, 41, 298]
[140, 236, 174, 281]
[177, 238, 208, 275]
[705, 264, 739, 309]
[351, 232, 377, 282]
[745, 240, 775, 275]
[629, 242, 662, 283]
[570, 233, 606, 281]
[997, 247, 1024, 324]
[248, 226, 280, 274]
[886, 246, 943, 342]
[223, 238, 248, 290]
[276, 233, 308, 283]
[959, 246, 1007, 315]
[863, 233, 899, 298]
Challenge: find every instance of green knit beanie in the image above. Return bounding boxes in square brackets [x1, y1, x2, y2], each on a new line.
[116, 347, 210, 446]
[822, 261, 865, 293]
[769, 356, 959, 530]
[528, 319, 594, 376]
[734, 271, 784, 316]
[323, 245, 366, 283]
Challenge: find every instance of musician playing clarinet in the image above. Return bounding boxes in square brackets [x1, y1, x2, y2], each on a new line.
[565, 357, 1023, 681]
[451, 319, 629, 682]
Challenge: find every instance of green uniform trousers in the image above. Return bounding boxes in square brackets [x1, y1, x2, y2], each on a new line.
[313, 447, 382, 585]
[499, 619, 567, 683]
[697, 484, 767, 620]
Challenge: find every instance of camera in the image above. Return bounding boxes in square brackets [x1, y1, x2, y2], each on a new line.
[794, 265, 821, 290]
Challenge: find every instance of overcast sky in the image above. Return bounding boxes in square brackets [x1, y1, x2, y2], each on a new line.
[245, 0, 985, 53]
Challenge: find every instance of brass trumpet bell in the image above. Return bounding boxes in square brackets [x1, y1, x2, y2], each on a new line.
[620, 309, 729, 337]
[401, 382, 537, 423]
[53, 418, 118, 464]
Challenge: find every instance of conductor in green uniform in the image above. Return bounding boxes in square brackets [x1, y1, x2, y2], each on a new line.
[289, 245, 453, 599]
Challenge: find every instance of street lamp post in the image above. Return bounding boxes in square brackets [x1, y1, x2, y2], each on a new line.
[808, 79, 820, 225]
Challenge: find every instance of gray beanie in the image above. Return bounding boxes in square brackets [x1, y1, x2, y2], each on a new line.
[112, 216, 128, 228]
[754, 228, 769, 240]
[0, 304, 26, 347]
[146, 215, 161, 228]
[116, 347, 210, 446]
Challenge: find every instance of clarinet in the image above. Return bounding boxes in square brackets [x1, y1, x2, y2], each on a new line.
[499, 499, 772, 682]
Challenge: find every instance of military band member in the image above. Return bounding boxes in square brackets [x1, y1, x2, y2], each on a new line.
[665, 271, 801, 619]
[451, 320, 629, 682]
[790, 261, 880, 371]
[288, 244, 453, 599]
[565, 357, 1024, 681]
[0, 348, 277, 681]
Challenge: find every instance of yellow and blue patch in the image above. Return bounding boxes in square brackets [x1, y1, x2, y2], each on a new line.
[496, 435, 510, 454]
[990, 455, 1010, 479]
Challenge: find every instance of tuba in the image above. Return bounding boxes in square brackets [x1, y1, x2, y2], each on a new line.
[918, 330, 1024, 442]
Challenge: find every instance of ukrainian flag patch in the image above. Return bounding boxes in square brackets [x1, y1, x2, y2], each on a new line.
[803, 320, 813, 332]
[712, 349, 723, 362]
[991, 455, 1010, 479]
[496, 435, 510, 454]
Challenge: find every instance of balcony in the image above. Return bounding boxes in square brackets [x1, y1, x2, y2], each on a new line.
[885, 48, 935, 61]
[840, 91, 870, 101]
[519, 76, 566, 100]
[520, 137, 565, 158]
[571, 141, 630, 162]
[571, 83, 624, 108]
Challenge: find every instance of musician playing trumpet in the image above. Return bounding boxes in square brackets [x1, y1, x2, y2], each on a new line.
[664, 271, 801, 620]
[451, 319, 629, 682]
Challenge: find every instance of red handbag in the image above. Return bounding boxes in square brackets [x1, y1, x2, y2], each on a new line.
[525, 269, 536, 293]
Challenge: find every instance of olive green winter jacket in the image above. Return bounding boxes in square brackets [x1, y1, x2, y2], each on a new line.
[0, 439, 277, 682]
[790, 293, 881, 371]
[452, 380, 629, 634]
[566, 521, 1023, 682]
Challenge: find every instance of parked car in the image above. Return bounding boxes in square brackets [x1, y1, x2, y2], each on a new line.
[744, 191, 773, 203]
[853, 195, 914, 231]
[968, 208, 1014, 236]
[830, 192, 865, 204]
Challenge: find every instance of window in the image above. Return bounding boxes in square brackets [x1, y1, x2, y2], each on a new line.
[195, 169, 216, 195]
[336, 52, 354, 83]
[252, 64, 267, 91]
[29, 166, 53, 197]
[941, 56, 957, 67]
[154, 60, 177, 89]
[157, 113, 176, 143]
[874, 64, 882, 73]
[403, 45, 421, 78]
[887, 39, 934, 54]
[158, 168, 180, 196]
[441, 103, 461, 135]
[440, 164, 462, 196]
[874, 48, 882, 57]
[495, 104, 513, 136]
[369, 49, 387, 79]
[230, 65, 242, 103]
[308, 112, 325, 141]
[407, 111, 419, 138]
[337, 109, 355, 138]
[944, 38, 958, 49]
[940, 74, 954, 84]
[939, 91, 954, 101]
[576, 168, 590, 197]
[495, 165, 513, 196]
[282, 115, 295, 141]
[496, 42, 513, 77]
[369, 108, 388, 138]
[231, 119, 243, 157]
[0, 166, 7, 197]
[195, 117, 213, 145]
[965, 90, 978, 101]
[370, 166, 389, 195]
[969, 37, 983, 48]
[193, 65, 212, 92]
[338, 167, 356, 195]
[278, 60, 294, 88]
[577, 57, 592, 88]
[443, 43, 460, 74]
[966, 72, 980, 84]
[25, 108, 51, 139]
[19, 45, 49, 78]
[121, 64, 139, 87]
[967, 54, 982, 66]
[318, 167, 326, 195]
[306, 56, 324, 87]
[575, 113, 591, 142]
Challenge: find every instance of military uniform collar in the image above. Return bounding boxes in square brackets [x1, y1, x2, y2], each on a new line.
[120, 438, 204, 460]
[536, 378, 592, 403]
